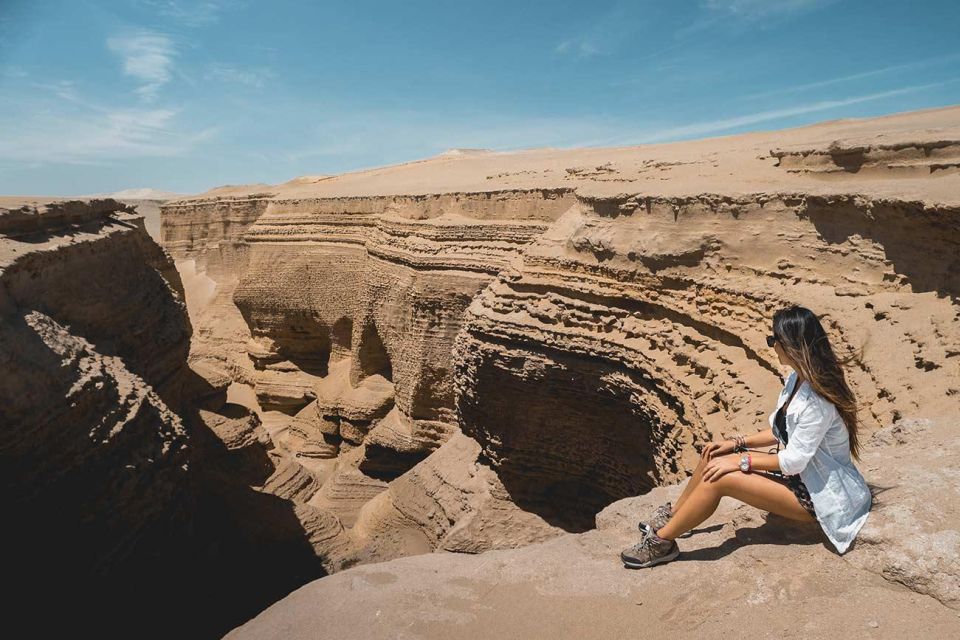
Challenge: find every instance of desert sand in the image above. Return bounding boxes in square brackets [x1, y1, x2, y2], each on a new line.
[2, 106, 958, 638]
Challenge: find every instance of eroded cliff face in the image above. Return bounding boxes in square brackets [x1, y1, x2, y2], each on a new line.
[0, 199, 343, 639]
[161, 192, 273, 386]
[1, 201, 186, 575]
[160, 111, 960, 587]
[81, 107, 946, 636]
[161, 189, 581, 569]
[454, 192, 960, 529]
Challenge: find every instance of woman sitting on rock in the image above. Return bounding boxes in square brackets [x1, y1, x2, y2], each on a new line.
[620, 305, 872, 568]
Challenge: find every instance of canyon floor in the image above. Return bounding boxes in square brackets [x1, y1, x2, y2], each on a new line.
[3, 106, 959, 638]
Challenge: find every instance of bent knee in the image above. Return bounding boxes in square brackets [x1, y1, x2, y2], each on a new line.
[704, 472, 741, 495]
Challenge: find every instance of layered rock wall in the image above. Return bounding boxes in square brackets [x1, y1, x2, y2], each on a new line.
[172, 191, 576, 544]
[454, 192, 959, 529]
[0, 199, 345, 639]
[164, 189, 960, 554]
[1, 201, 194, 634]
[154, 107, 960, 634]
[161, 193, 272, 385]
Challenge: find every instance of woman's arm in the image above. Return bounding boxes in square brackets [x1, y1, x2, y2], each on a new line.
[702, 449, 782, 481]
[743, 428, 778, 449]
[702, 427, 780, 460]
[746, 451, 781, 472]
[702, 427, 780, 480]
[701, 452, 780, 482]
[738, 408, 831, 473]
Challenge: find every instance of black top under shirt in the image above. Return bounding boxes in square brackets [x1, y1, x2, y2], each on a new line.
[774, 378, 803, 448]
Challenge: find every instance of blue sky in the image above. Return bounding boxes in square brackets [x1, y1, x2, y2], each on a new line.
[1, 0, 958, 195]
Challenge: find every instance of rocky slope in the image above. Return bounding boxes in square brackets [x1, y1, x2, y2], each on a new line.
[162, 107, 958, 576]
[0, 199, 342, 639]
[227, 416, 960, 640]
[159, 106, 960, 636]
[1, 198, 192, 589]
[6, 106, 956, 638]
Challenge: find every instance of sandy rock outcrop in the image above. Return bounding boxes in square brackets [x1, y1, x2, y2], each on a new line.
[150, 107, 960, 636]
[161, 189, 274, 387]
[1, 200, 193, 633]
[345, 432, 562, 564]
[228, 419, 960, 640]
[453, 191, 959, 530]
[165, 189, 576, 549]
[0, 199, 349, 639]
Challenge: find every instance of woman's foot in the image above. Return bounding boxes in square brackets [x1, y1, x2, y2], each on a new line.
[640, 501, 695, 539]
[620, 532, 679, 569]
[638, 501, 672, 535]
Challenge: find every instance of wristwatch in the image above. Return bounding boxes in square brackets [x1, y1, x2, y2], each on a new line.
[739, 453, 752, 473]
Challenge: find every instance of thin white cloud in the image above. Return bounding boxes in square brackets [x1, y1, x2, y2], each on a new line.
[554, 2, 642, 58]
[702, 0, 836, 19]
[141, 1, 226, 27]
[743, 53, 960, 100]
[1, 65, 28, 79]
[31, 80, 81, 102]
[0, 103, 217, 165]
[676, 0, 837, 40]
[204, 63, 273, 88]
[555, 39, 601, 58]
[632, 81, 955, 143]
[107, 30, 176, 101]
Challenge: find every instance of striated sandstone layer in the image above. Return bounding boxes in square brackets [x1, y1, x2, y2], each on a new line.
[0, 199, 348, 639]
[454, 190, 959, 529]
[161, 191, 274, 388]
[165, 189, 579, 564]
[154, 107, 960, 634]
[1, 200, 192, 586]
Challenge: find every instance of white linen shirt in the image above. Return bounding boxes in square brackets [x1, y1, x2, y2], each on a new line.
[770, 370, 872, 554]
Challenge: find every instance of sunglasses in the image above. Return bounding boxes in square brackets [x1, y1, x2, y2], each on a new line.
[766, 335, 778, 348]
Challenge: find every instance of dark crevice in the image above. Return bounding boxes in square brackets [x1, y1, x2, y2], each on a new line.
[357, 322, 393, 381]
[456, 330, 683, 532]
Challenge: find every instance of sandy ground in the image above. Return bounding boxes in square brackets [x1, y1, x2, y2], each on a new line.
[172, 105, 960, 205]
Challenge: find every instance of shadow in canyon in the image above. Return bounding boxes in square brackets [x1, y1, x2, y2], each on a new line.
[275, 314, 333, 377]
[3, 369, 328, 640]
[460, 339, 674, 533]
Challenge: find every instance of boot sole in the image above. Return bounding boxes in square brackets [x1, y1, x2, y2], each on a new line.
[621, 545, 680, 569]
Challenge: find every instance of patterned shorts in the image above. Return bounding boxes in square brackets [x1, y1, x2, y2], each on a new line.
[759, 470, 817, 518]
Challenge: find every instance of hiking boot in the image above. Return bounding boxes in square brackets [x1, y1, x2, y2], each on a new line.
[638, 501, 672, 535]
[620, 532, 679, 569]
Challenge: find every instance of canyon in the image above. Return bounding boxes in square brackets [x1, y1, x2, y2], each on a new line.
[3, 106, 959, 638]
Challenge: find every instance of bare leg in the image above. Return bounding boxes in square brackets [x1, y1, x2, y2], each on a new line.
[656, 470, 815, 540]
[672, 452, 712, 512]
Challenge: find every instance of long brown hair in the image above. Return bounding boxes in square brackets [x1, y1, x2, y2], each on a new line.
[773, 306, 861, 460]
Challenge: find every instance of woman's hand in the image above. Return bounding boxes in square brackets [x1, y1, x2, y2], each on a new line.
[702, 454, 741, 482]
[700, 438, 736, 461]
